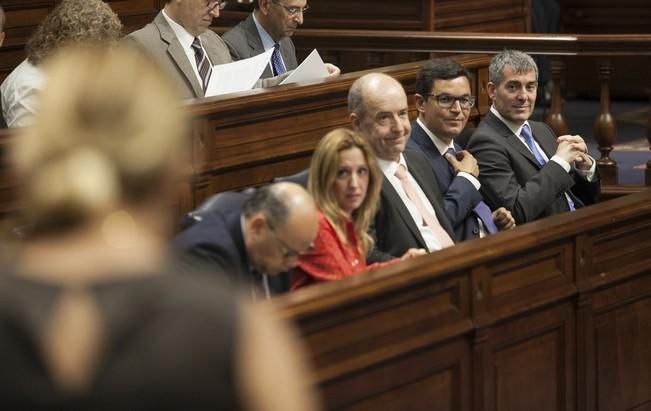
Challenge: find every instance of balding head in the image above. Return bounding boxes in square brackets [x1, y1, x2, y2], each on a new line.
[242, 182, 318, 275]
[348, 73, 411, 162]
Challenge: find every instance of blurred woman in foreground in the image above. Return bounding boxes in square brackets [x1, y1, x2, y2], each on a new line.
[291, 128, 424, 290]
[0, 45, 319, 410]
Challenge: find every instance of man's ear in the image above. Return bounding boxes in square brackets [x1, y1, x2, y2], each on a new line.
[414, 94, 427, 114]
[258, 0, 271, 15]
[350, 112, 360, 131]
[486, 81, 497, 102]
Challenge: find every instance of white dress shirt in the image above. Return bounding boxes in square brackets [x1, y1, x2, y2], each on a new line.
[1, 59, 46, 128]
[378, 153, 447, 252]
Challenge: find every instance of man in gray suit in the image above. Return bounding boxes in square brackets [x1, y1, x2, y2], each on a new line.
[128, 0, 287, 99]
[467, 50, 600, 224]
[223, 0, 339, 79]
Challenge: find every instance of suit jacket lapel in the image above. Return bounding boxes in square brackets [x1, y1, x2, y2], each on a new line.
[410, 122, 454, 190]
[381, 178, 427, 249]
[486, 111, 542, 169]
[155, 13, 203, 97]
[242, 14, 274, 78]
[404, 151, 456, 241]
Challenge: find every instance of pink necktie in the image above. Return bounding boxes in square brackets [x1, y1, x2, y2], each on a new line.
[394, 164, 454, 249]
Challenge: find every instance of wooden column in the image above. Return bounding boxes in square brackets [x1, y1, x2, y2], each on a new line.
[545, 57, 568, 136]
[593, 59, 618, 185]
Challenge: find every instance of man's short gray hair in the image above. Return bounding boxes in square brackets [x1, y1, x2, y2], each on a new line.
[489, 49, 538, 85]
[241, 184, 290, 230]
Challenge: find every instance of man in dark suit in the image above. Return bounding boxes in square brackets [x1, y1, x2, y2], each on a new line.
[467, 50, 600, 224]
[407, 58, 515, 241]
[222, 0, 339, 79]
[173, 182, 318, 298]
[349, 72, 455, 259]
[127, 0, 287, 99]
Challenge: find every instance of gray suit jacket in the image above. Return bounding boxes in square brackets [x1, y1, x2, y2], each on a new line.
[222, 13, 298, 79]
[127, 12, 287, 99]
[467, 110, 600, 224]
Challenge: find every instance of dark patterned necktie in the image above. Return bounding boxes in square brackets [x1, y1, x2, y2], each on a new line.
[271, 43, 286, 76]
[191, 37, 212, 95]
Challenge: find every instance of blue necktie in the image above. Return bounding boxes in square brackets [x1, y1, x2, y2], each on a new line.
[446, 148, 498, 234]
[520, 124, 575, 211]
[271, 44, 286, 76]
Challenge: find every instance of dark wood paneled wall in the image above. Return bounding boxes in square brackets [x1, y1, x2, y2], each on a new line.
[560, 0, 651, 97]
[276, 190, 651, 410]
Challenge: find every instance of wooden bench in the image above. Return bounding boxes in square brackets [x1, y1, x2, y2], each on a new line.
[275, 189, 651, 411]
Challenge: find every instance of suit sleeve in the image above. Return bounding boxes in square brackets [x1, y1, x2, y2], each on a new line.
[468, 129, 576, 224]
[441, 176, 483, 231]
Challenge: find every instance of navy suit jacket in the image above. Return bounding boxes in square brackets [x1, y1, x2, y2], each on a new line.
[467, 110, 600, 224]
[407, 121, 484, 241]
[373, 149, 456, 259]
[173, 193, 253, 287]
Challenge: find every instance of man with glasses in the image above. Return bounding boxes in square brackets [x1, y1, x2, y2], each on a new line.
[223, 0, 339, 79]
[128, 0, 289, 99]
[467, 50, 599, 224]
[173, 182, 319, 298]
[407, 58, 515, 241]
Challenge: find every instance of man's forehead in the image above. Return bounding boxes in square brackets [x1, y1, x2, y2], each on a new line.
[433, 77, 471, 92]
[283, 0, 307, 6]
[503, 66, 536, 81]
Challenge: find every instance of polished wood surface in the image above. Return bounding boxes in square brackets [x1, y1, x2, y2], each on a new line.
[275, 190, 651, 411]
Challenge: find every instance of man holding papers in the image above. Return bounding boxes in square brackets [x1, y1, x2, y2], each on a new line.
[223, 0, 340, 79]
[127, 0, 289, 99]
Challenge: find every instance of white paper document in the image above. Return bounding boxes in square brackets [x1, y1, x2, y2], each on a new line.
[280, 49, 329, 85]
[205, 48, 274, 97]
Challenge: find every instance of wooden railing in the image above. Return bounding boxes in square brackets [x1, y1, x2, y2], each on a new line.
[274, 189, 651, 411]
[289, 30, 651, 188]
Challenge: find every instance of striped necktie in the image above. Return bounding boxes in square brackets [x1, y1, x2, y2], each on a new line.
[191, 37, 212, 95]
[270, 43, 286, 76]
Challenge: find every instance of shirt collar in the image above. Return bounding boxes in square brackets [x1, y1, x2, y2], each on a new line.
[377, 152, 407, 177]
[490, 105, 530, 137]
[162, 9, 196, 51]
[252, 11, 276, 51]
[416, 117, 455, 155]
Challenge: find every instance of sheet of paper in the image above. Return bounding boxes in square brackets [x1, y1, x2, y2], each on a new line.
[280, 49, 329, 85]
[205, 48, 274, 97]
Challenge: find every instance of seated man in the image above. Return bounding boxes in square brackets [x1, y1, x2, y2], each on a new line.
[223, 0, 339, 78]
[407, 58, 515, 241]
[127, 0, 288, 99]
[349, 73, 456, 259]
[467, 49, 600, 224]
[173, 182, 318, 298]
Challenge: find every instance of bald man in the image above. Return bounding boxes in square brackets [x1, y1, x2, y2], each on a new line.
[173, 182, 319, 298]
[349, 73, 455, 259]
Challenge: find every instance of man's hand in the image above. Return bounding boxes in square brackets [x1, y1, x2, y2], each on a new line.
[400, 248, 427, 260]
[492, 207, 516, 231]
[325, 63, 341, 76]
[555, 134, 588, 165]
[574, 151, 594, 170]
[445, 150, 479, 177]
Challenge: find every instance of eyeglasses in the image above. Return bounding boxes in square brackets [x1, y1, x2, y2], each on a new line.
[271, 0, 310, 16]
[424, 93, 476, 109]
[267, 223, 310, 260]
[207, 0, 227, 11]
